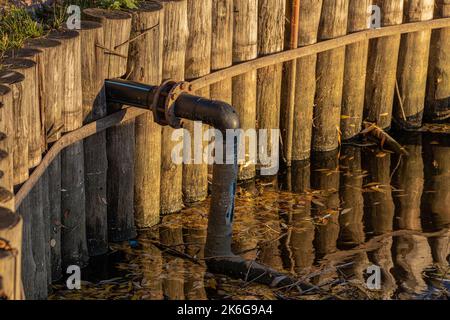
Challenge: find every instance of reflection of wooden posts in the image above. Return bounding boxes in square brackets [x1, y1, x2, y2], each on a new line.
[395, 0, 434, 129]
[233, 0, 257, 180]
[423, 140, 450, 267]
[368, 237, 397, 299]
[393, 142, 423, 231]
[128, 2, 163, 227]
[160, 216, 185, 300]
[84, 9, 136, 242]
[183, 0, 211, 203]
[426, 0, 450, 121]
[338, 146, 365, 248]
[341, 0, 370, 139]
[19, 181, 47, 299]
[0, 208, 23, 300]
[0, 85, 14, 211]
[211, 0, 233, 103]
[138, 240, 163, 299]
[362, 151, 394, 235]
[183, 223, 207, 299]
[313, 0, 349, 152]
[160, 0, 187, 214]
[257, 0, 285, 167]
[48, 30, 89, 268]
[291, 0, 322, 160]
[0, 71, 28, 186]
[285, 160, 315, 274]
[80, 21, 108, 256]
[232, 182, 258, 260]
[365, 0, 404, 129]
[2, 58, 42, 169]
[311, 151, 340, 258]
[394, 234, 432, 295]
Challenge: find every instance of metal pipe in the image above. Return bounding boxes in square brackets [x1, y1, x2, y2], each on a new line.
[105, 78, 239, 257]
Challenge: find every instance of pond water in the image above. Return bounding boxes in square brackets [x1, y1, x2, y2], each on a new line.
[50, 132, 449, 300]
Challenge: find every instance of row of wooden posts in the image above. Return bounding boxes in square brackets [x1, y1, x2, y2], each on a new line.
[0, 0, 449, 299]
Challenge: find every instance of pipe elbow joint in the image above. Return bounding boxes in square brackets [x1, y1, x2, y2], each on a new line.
[213, 101, 240, 132]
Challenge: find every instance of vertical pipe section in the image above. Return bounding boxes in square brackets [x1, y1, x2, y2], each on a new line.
[365, 0, 404, 129]
[257, 0, 285, 171]
[313, 0, 349, 152]
[426, 0, 450, 121]
[292, 0, 323, 160]
[211, 0, 233, 104]
[233, 0, 258, 180]
[128, 2, 164, 227]
[341, 1, 371, 140]
[48, 30, 88, 268]
[159, 0, 188, 214]
[183, 0, 212, 203]
[395, 0, 434, 129]
[84, 8, 135, 241]
[80, 21, 109, 256]
[0, 86, 14, 211]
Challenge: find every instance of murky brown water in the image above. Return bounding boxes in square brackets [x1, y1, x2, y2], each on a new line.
[50, 132, 449, 300]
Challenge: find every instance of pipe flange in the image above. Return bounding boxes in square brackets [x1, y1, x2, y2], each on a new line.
[164, 81, 191, 129]
[151, 80, 192, 128]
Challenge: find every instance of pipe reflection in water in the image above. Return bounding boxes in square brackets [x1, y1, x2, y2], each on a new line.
[280, 160, 315, 275]
[311, 150, 340, 260]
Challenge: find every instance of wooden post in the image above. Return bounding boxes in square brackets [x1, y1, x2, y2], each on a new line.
[79, 21, 109, 256]
[0, 208, 23, 300]
[341, 0, 371, 140]
[395, 0, 434, 129]
[311, 151, 340, 258]
[233, 0, 258, 180]
[0, 71, 28, 186]
[25, 38, 63, 143]
[292, 0, 323, 160]
[84, 8, 136, 241]
[2, 59, 41, 170]
[160, 0, 187, 214]
[25, 38, 64, 283]
[257, 0, 285, 172]
[2, 53, 43, 169]
[127, 2, 164, 227]
[48, 30, 88, 268]
[0, 85, 14, 211]
[313, 0, 349, 152]
[365, 0, 404, 129]
[426, 0, 450, 121]
[338, 146, 365, 248]
[211, 0, 233, 104]
[280, 0, 299, 166]
[183, 0, 212, 203]
[19, 179, 47, 299]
